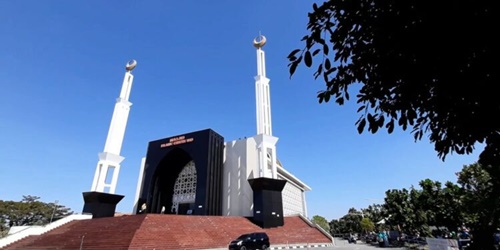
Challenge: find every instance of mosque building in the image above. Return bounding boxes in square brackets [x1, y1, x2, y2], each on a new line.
[83, 35, 311, 228]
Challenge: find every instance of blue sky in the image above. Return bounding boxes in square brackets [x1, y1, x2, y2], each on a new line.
[0, 1, 482, 221]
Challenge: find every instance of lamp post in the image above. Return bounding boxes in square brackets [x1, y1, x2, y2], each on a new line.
[50, 200, 59, 223]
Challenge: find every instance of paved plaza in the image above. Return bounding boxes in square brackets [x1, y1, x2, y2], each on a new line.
[212, 238, 408, 250]
[267, 238, 406, 250]
[330, 239, 406, 250]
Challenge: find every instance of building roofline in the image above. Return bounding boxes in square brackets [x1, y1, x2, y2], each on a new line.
[277, 162, 311, 191]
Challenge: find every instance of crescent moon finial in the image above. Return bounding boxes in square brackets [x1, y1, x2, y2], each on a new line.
[125, 59, 137, 72]
[253, 35, 267, 49]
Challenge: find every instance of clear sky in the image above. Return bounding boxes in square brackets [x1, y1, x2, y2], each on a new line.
[0, 1, 482, 221]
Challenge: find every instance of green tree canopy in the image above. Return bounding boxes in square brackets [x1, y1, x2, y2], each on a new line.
[288, 0, 498, 167]
[360, 217, 375, 233]
[311, 215, 330, 232]
[379, 163, 499, 249]
[329, 218, 346, 235]
[0, 195, 73, 238]
[456, 163, 500, 249]
[362, 204, 384, 226]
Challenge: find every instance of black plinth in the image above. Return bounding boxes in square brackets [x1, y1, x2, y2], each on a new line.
[82, 191, 124, 218]
[248, 177, 287, 228]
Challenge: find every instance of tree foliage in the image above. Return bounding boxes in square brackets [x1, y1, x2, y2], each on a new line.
[382, 180, 464, 237]
[360, 217, 375, 233]
[456, 163, 500, 249]
[288, 0, 499, 167]
[381, 164, 499, 249]
[331, 163, 499, 248]
[362, 204, 384, 226]
[329, 218, 346, 235]
[0, 195, 73, 237]
[311, 215, 330, 232]
[329, 208, 365, 234]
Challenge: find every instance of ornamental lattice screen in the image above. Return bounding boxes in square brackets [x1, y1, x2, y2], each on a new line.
[171, 160, 197, 213]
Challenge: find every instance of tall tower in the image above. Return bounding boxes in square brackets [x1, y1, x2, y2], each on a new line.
[249, 35, 286, 228]
[83, 60, 136, 218]
[91, 59, 137, 193]
[253, 35, 278, 179]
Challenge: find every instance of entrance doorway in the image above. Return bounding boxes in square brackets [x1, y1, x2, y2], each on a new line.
[171, 160, 197, 214]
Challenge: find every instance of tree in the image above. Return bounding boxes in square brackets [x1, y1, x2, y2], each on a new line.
[360, 217, 375, 234]
[311, 215, 330, 232]
[379, 165, 499, 249]
[288, 0, 499, 168]
[362, 204, 384, 226]
[456, 163, 500, 250]
[417, 179, 464, 231]
[383, 188, 428, 235]
[0, 195, 73, 238]
[341, 208, 363, 233]
[329, 218, 347, 235]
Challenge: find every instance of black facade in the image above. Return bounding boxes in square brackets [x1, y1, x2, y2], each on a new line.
[248, 178, 287, 228]
[137, 129, 224, 216]
[82, 191, 124, 218]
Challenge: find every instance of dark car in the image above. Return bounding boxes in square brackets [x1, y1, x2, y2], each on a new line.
[228, 232, 270, 250]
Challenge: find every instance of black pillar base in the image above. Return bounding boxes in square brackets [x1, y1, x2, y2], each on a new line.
[82, 191, 124, 218]
[248, 177, 287, 228]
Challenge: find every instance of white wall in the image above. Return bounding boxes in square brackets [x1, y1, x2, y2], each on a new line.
[222, 137, 259, 217]
[223, 137, 308, 218]
[281, 180, 306, 216]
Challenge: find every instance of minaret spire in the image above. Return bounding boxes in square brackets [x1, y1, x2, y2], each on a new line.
[90, 59, 137, 194]
[253, 35, 278, 179]
[254, 35, 272, 136]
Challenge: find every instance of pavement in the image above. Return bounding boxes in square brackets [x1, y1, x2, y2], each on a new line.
[208, 238, 407, 250]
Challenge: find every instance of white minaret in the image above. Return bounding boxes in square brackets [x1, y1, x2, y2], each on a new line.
[90, 60, 137, 194]
[253, 35, 279, 179]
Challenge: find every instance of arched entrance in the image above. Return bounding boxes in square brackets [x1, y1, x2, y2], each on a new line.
[171, 160, 197, 214]
[148, 148, 197, 214]
[138, 129, 224, 216]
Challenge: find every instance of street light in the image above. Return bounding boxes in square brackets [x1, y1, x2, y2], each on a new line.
[50, 200, 59, 223]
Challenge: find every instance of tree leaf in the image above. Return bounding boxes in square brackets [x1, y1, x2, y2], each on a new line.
[357, 105, 365, 112]
[386, 119, 395, 134]
[325, 58, 331, 70]
[289, 62, 298, 77]
[336, 96, 344, 105]
[314, 63, 323, 79]
[287, 49, 301, 59]
[312, 49, 321, 56]
[357, 118, 366, 134]
[318, 92, 324, 103]
[324, 92, 331, 102]
[304, 51, 312, 67]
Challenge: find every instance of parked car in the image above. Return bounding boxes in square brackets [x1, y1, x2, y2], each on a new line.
[228, 232, 270, 250]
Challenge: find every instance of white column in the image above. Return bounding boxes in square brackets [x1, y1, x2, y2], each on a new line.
[91, 60, 137, 194]
[302, 191, 308, 217]
[253, 35, 279, 179]
[103, 72, 133, 155]
[133, 157, 147, 214]
[255, 47, 272, 136]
